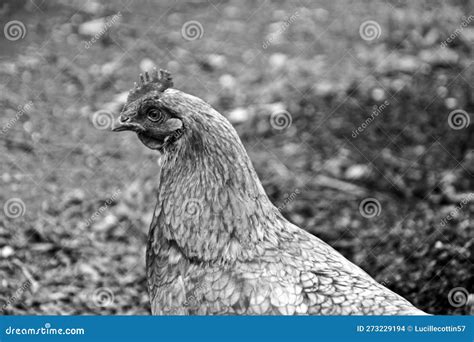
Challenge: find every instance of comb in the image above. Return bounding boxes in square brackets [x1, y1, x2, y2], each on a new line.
[127, 68, 173, 102]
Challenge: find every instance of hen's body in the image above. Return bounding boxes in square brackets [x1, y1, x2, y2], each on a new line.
[141, 89, 425, 315]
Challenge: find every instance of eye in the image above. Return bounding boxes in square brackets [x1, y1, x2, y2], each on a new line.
[147, 109, 163, 122]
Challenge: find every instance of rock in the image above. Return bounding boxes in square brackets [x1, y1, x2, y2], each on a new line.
[445, 97, 458, 109]
[78, 18, 107, 37]
[423, 28, 440, 46]
[83, 0, 103, 14]
[219, 74, 236, 89]
[207, 54, 227, 69]
[62, 189, 86, 207]
[314, 81, 336, 97]
[345, 164, 370, 180]
[460, 28, 474, 44]
[101, 61, 121, 76]
[314, 8, 329, 22]
[269, 53, 287, 70]
[1, 172, 12, 183]
[139, 58, 156, 73]
[371, 88, 386, 101]
[92, 213, 118, 232]
[1, 246, 14, 258]
[436, 86, 448, 98]
[227, 107, 250, 124]
[397, 56, 421, 73]
[419, 48, 459, 66]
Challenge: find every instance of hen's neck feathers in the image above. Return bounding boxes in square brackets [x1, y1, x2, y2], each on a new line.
[151, 90, 283, 262]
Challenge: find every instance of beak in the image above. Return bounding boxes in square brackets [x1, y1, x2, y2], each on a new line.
[112, 115, 144, 132]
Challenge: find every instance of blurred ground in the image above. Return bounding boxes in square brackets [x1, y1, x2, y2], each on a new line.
[0, 0, 473, 315]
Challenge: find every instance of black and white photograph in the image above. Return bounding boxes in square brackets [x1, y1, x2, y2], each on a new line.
[0, 0, 473, 321]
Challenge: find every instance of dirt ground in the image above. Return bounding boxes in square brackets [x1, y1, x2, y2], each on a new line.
[0, 0, 473, 315]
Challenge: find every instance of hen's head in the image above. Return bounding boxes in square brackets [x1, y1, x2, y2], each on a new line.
[112, 68, 187, 151]
[113, 67, 244, 161]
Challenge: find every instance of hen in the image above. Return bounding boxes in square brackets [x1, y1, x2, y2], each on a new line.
[112, 68, 426, 315]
